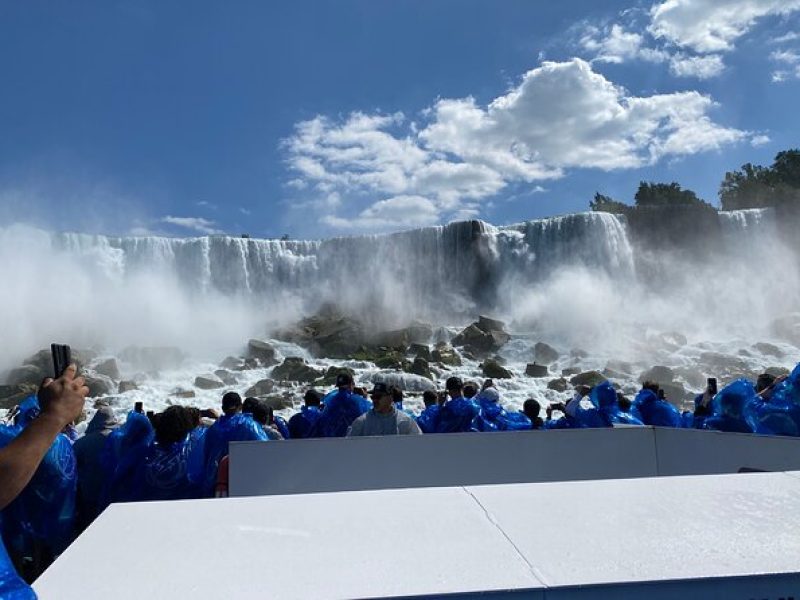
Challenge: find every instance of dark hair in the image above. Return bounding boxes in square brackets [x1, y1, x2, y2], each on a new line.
[186, 407, 201, 427]
[756, 373, 776, 393]
[243, 397, 269, 426]
[463, 384, 477, 399]
[445, 376, 463, 392]
[222, 391, 243, 414]
[303, 389, 322, 406]
[155, 406, 194, 447]
[617, 392, 632, 412]
[390, 386, 403, 402]
[642, 381, 660, 394]
[422, 390, 438, 408]
[523, 398, 541, 419]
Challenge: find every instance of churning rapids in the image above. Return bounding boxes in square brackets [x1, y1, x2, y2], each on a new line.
[2, 209, 799, 424]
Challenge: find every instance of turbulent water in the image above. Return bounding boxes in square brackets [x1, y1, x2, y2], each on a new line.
[2, 209, 799, 422]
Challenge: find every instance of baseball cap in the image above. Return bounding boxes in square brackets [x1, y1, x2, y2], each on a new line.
[369, 382, 391, 396]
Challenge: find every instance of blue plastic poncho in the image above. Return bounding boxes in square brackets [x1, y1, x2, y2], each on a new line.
[632, 389, 682, 427]
[745, 365, 800, 436]
[274, 415, 290, 440]
[202, 413, 268, 495]
[415, 404, 440, 434]
[590, 381, 643, 427]
[100, 411, 155, 505]
[288, 406, 322, 439]
[703, 379, 756, 434]
[138, 431, 206, 501]
[436, 396, 479, 433]
[472, 390, 532, 432]
[309, 390, 371, 438]
[0, 396, 77, 557]
[0, 537, 34, 600]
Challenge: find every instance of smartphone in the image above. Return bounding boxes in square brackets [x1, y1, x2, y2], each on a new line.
[707, 377, 718, 396]
[134, 401, 144, 414]
[50, 343, 72, 379]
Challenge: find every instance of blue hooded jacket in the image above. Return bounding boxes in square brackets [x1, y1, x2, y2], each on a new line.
[703, 379, 756, 434]
[632, 389, 682, 427]
[288, 405, 322, 439]
[436, 396, 479, 433]
[202, 412, 268, 495]
[310, 390, 371, 438]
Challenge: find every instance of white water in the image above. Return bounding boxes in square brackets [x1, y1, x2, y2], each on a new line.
[2, 209, 799, 423]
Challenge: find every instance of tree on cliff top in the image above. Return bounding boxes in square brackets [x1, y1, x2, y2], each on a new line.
[589, 192, 630, 214]
[719, 149, 800, 211]
[634, 182, 712, 209]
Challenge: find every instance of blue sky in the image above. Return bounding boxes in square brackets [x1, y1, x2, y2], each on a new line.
[0, 0, 798, 239]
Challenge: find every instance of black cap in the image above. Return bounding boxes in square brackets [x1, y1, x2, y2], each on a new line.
[335, 372, 354, 387]
[445, 376, 463, 391]
[369, 382, 390, 396]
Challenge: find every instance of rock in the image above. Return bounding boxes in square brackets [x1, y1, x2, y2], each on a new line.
[409, 357, 433, 380]
[171, 389, 196, 399]
[765, 366, 791, 378]
[119, 346, 185, 371]
[94, 358, 121, 381]
[214, 369, 239, 386]
[219, 356, 244, 370]
[260, 394, 294, 411]
[602, 368, 628, 380]
[431, 344, 462, 367]
[477, 315, 506, 333]
[274, 307, 367, 358]
[658, 381, 693, 403]
[367, 371, 436, 392]
[452, 317, 510, 356]
[315, 366, 356, 387]
[752, 342, 785, 358]
[372, 322, 433, 350]
[534, 342, 559, 365]
[373, 352, 410, 371]
[237, 357, 260, 371]
[525, 363, 549, 378]
[244, 379, 275, 398]
[673, 367, 706, 390]
[271, 357, 324, 383]
[118, 380, 139, 393]
[569, 370, 606, 388]
[18, 347, 97, 376]
[85, 375, 114, 398]
[482, 358, 513, 379]
[194, 374, 225, 390]
[246, 340, 279, 366]
[605, 360, 634, 375]
[409, 343, 431, 361]
[698, 352, 749, 375]
[547, 378, 569, 392]
[561, 367, 581, 377]
[639, 366, 675, 384]
[0, 384, 38, 409]
[6, 364, 46, 386]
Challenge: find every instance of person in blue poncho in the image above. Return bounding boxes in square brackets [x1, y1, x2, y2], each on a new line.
[309, 373, 371, 437]
[202, 391, 268, 495]
[632, 382, 682, 427]
[288, 389, 323, 439]
[703, 379, 757, 433]
[436, 377, 479, 433]
[589, 381, 644, 427]
[522, 399, 545, 429]
[416, 390, 441, 433]
[74, 405, 120, 531]
[101, 410, 155, 505]
[472, 387, 532, 431]
[0, 363, 87, 598]
[745, 367, 800, 436]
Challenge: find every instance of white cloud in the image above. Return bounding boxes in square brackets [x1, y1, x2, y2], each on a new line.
[770, 31, 800, 44]
[750, 134, 771, 146]
[649, 0, 800, 53]
[286, 58, 749, 231]
[769, 49, 800, 80]
[771, 49, 800, 64]
[161, 216, 223, 235]
[669, 53, 726, 78]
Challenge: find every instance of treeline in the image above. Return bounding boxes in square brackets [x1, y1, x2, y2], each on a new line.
[590, 149, 800, 214]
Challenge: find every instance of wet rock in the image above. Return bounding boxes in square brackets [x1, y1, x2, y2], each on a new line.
[18, 348, 97, 376]
[698, 352, 749, 375]
[85, 375, 115, 398]
[452, 317, 510, 356]
[673, 367, 706, 391]
[0, 384, 38, 409]
[274, 307, 367, 358]
[409, 357, 433, 380]
[244, 379, 275, 398]
[534, 342, 559, 365]
[219, 356, 244, 370]
[639, 366, 675, 384]
[605, 360, 634, 375]
[373, 352, 410, 371]
[367, 371, 436, 392]
[525, 363, 549, 378]
[120, 346, 185, 371]
[372, 322, 433, 350]
[271, 357, 324, 383]
[6, 364, 46, 386]
[246, 340, 279, 366]
[658, 381, 693, 403]
[765, 366, 791, 378]
[213, 369, 239, 386]
[561, 367, 581, 377]
[569, 370, 606, 388]
[477, 316, 507, 333]
[547, 378, 569, 392]
[481, 358, 513, 379]
[194, 374, 225, 390]
[171, 389, 196, 399]
[409, 343, 431, 361]
[237, 357, 260, 371]
[602, 368, 628, 380]
[431, 344, 462, 367]
[752, 342, 785, 358]
[94, 358, 121, 381]
[118, 381, 139, 393]
[260, 393, 294, 411]
[315, 366, 356, 387]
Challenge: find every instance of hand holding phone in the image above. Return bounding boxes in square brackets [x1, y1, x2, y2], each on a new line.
[50, 343, 72, 379]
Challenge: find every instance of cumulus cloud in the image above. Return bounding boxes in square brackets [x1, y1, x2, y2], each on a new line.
[286, 58, 749, 231]
[161, 216, 223, 235]
[769, 48, 800, 81]
[669, 53, 726, 78]
[649, 0, 800, 53]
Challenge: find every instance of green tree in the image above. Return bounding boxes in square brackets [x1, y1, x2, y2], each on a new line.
[634, 182, 711, 208]
[719, 149, 800, 211]
[589, 192, 630, 214]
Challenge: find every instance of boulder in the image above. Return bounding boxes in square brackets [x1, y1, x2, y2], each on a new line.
[213, 369, 239, 386]
[477, 316, 506, 333]
[118, 381, 139, 393]
[271, 357, 324, 383]
[6, 364, 46, 386]
[431, 344, 462, 367]
[765, 366, 791, 378]
[547, 378, 569, 393]
[525, 363, 549, 378]
[237, 357, 260, 371]
[602, 368, 628, 381]
[534, 342, 559, 365]
[452, 317, 510, 356]
[367, 371, 436, 392]
[17, 347, 97, 376]
[315, 366, 357, 387]
[194, 374, 225, 390]
[673, 367, 707, 391]
[371, 322, 433, 350]
[219, 356, 244, 370]
[94, 358, 121, 381]
[274, 307, 368, 358]
[409, 343, 431, 361]
[409, 357, 433, 380]
[171, 389, 196, 399]
[605, 360, 634, 375]
[482, 358, 513, 379]
[658, 381, 693, 403]
[639, 366, 675, 384]
[752, 342, 785, 358]
[244, 379, 275, 398]
[246, 340, 279, 366]
[0, 384, 38, 409]
[569, 370, 606, 388]
[119, 346, 185, 371]
[561, 367, 581, 377]
[373, 352, 410, 371]
[260, 394, 294, 411]
[698, 352, 749, 375]
[85, 375, 115, 398]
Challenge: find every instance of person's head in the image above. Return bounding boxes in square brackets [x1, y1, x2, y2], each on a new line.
[523, 398, 541, 421]
[221, 391, 243, 415]
[577, 385, 591, 398]
[642, 380, 660, 395]
[463, 383, 478, 399]
[616, 392, 632, 412]
[186, 407, 201, 428]
[243, 397, 269, 426]
[391, 386, 403, 404]
[155, 406, 194, 447]
[422, 390, 438, 408]
[303, 389, 322, 408]
[756, 373, 777, 393]
[369, 382, 394, 413]
[353, 386, 368, 399]
[336, 372, 354, 391]
[445, 376, 463, 399]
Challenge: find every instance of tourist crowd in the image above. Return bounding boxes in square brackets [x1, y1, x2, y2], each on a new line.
[1, 361, 799, 596]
